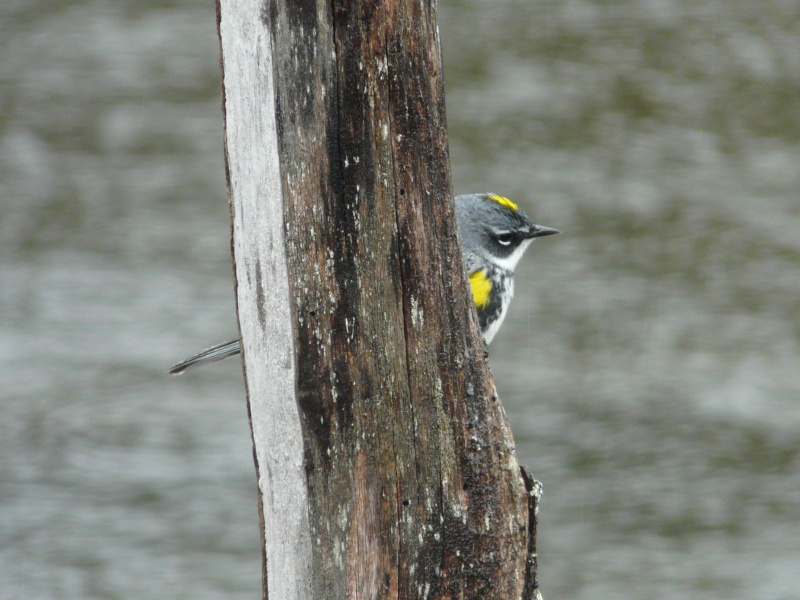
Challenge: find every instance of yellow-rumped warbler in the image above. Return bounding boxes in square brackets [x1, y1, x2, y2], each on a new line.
[169, 193, 558, 374]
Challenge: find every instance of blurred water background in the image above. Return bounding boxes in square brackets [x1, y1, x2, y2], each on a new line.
[2, 1, 799, 598]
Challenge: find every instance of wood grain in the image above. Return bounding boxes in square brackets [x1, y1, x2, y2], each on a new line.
[217, 0, 534, 596]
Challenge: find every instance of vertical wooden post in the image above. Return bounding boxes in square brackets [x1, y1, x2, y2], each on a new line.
[216, 0, 537, 597]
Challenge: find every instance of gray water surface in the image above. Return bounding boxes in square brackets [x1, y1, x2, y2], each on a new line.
[2, 1, 799, 598]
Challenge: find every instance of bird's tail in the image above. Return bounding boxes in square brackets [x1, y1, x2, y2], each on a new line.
[169, 339, 241, 375]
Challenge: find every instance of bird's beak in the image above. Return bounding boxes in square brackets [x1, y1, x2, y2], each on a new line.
[526, 225, 560, 239]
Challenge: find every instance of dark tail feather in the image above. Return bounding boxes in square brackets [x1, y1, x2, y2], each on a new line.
[169, 339, 241, 375]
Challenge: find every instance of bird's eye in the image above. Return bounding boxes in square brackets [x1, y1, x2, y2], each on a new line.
[495, 232, 514, 246]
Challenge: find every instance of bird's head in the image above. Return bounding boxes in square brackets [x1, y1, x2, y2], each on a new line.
[456, 193, 559, 272]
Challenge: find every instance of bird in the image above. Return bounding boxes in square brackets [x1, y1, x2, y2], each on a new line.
[169, 193, 558, 375]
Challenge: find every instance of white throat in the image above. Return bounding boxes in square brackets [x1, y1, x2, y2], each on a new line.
[492, 238, 533, 272]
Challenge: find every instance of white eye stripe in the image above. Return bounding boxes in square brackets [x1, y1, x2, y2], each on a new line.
[491, 238, 534, 272]
[494, 231, 514, 246]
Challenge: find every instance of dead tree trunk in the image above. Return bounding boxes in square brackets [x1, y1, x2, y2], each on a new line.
[216, 0, 540, 597]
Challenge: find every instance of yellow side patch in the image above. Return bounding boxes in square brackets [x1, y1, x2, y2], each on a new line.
[469, 269, 492, 309]
[488, 194, 518, 211]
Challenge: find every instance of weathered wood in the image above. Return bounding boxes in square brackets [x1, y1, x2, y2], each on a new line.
[217, 0, 534, 597]
[521, 466, 543, 600]
[217, 1, 312, 598]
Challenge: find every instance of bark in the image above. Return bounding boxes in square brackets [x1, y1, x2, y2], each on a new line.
[216, 0, 538, 597]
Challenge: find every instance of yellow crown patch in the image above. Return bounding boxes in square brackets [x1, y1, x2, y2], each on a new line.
[487, 194, 518, 211]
